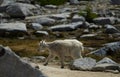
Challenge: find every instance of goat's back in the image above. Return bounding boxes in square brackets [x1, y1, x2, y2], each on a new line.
[53, 39, 83, 47]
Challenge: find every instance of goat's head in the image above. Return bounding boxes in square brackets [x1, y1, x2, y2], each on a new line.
[38, 40, 47, 52]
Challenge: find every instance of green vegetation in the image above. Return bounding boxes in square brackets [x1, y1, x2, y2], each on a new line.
[35, 0, 68, 6]
[79, 5, 98, 22]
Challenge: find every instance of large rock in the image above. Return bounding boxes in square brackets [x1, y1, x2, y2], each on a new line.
[32, 17, 56, 26]
[0, 23, 27, 32]
[6, 3, 37, 18]
[0, 45, 46, 77]
[0, 23, 27, 36]
[49, 22, 84, 32]
[49, 13, 70, 20]
[93, 17, 116, 25]
[49, 21, 89, 32]
[110, 0, 120, 5]
[105, 25, 120, 34]
[92, 57, 120, 72]
[87, 41, 120, 56]
[70, 57, 96, 71]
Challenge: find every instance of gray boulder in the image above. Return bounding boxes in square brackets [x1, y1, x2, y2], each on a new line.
[49, 13, 70, 20]
[49, 22, 84, 32]
[6, 3, 37, 18]
[105, 25, 120, 34]
[70, 57, 96, 71]
[32, 17, 56, 26]
[92, 57, 120, 72]
[93, 17, 116, 25]
[0, 23, 27, 36]
[87, 41, 120, 56]
[0, 23, 27, 32]
[0, 45, 46, 77]
[45, 5, 57, 9]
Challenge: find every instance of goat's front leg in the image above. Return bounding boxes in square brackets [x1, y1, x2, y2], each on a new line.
[44, 54, 55, 66]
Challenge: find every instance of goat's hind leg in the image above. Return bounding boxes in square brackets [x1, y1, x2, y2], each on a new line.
[58, 55, 65, 68]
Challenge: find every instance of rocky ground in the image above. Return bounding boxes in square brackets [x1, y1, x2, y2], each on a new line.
[0, 0, 120, 77]
[38, 64, 120, 77]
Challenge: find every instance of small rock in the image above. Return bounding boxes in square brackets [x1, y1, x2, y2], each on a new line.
[31, 56, 46, 62]
[45, 5, 57, 9]
[35, 31, 49, 36]
[80, 34, 97, 38]
[70, 57, 96, 71]
[31, 23, 43, 31]
[72, 15, 85, 22]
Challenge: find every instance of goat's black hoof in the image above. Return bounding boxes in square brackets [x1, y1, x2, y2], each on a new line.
[43, 63, 48, 66]
[61, 66, 64, 69]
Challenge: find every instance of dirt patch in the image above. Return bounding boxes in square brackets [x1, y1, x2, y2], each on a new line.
[37, 64, 120, 77]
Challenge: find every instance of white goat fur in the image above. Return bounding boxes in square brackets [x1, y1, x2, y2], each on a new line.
[38, 39, 84, 68]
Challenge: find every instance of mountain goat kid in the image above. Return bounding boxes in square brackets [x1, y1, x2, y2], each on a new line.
[38, 39, 84, 68]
